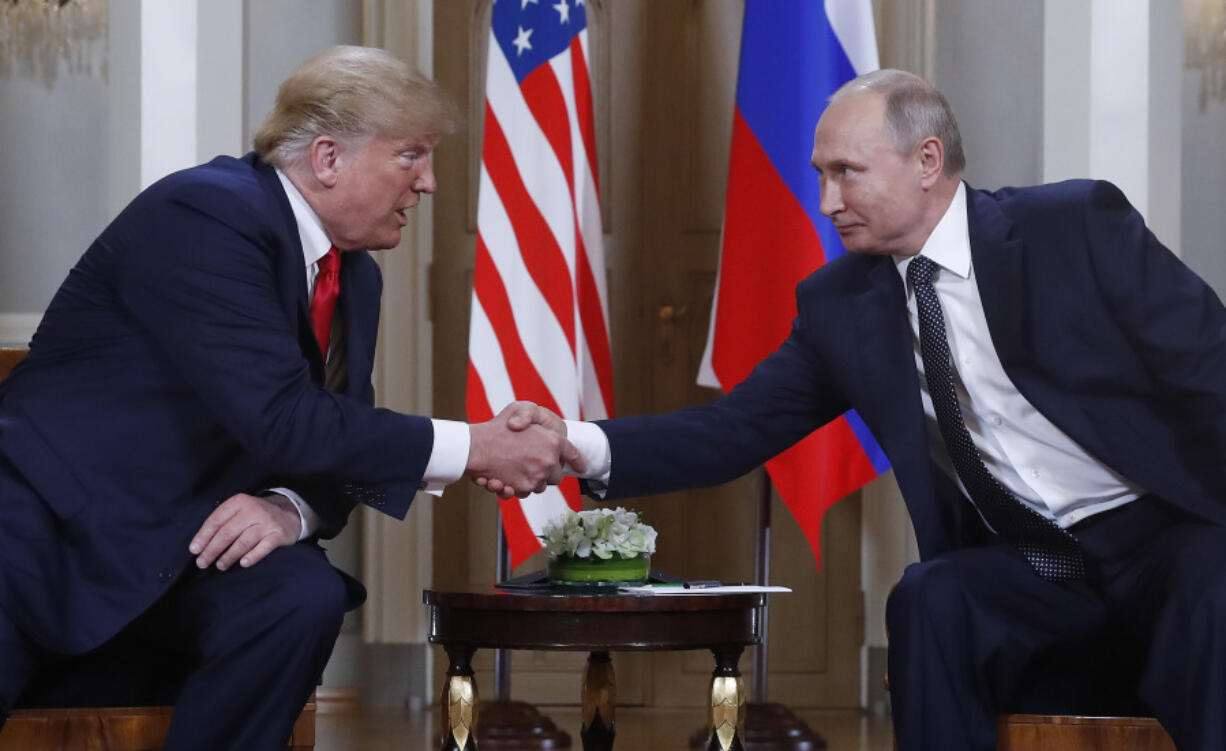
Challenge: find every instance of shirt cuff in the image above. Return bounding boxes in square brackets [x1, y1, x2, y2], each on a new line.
[266, 487, 320, 541]
[563, 420, 611, 496]
[422, 418, 470, 496]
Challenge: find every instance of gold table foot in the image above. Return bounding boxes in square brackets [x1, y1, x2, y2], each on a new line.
[580, 651, 616, 750]
[440, 645, 478, 751]
[704, 645, 747, 751]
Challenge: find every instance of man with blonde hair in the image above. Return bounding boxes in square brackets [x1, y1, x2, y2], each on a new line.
[0, 46, 577, 750]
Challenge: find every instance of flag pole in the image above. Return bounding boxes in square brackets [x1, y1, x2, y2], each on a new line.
[494, 518, 512, 700]
[753, 468, 772, 701]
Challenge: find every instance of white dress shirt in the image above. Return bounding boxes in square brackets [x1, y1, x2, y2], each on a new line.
[894, 183, 1143, 529]
[271, 170, 469, 539]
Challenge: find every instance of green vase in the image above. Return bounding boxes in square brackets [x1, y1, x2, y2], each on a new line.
[547, 553, 650, 586]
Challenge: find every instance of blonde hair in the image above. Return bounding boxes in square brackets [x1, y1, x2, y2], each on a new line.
[254, 45, 460, 169]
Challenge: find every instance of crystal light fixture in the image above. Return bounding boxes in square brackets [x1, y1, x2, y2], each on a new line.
[0, 0, 107, 85]
[1187, 0, 1226, 111]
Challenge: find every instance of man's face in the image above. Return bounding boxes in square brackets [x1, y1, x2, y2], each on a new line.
[811, 93, 928, 256]
[325, 133, 438, 251]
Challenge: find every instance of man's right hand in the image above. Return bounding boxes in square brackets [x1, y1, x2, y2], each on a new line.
[189, 492, 300, 571]
[466, 401, 584, 499]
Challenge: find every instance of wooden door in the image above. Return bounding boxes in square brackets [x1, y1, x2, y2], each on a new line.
[431, 0, 862, 709]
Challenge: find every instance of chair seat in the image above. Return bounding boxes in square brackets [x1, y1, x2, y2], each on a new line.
[1, 698, 316, 751]
[998, 714, 1175, 751]
[1, 706, 174, 751]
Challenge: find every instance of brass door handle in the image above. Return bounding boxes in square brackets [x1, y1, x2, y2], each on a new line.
[658, 304, 689, 322]
[657, 304, 689, 364]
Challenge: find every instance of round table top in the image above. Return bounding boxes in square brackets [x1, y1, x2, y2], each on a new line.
[422, 588, 765, 652]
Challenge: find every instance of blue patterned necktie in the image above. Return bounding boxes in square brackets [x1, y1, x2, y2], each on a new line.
[907, 256, 1086, 582]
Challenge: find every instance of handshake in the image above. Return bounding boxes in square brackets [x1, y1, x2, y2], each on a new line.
[464, 402, 586, 499]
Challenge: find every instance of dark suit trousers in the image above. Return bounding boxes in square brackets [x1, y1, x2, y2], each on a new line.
[0, 464, 354, 751]
[886, 495, 1226, 751]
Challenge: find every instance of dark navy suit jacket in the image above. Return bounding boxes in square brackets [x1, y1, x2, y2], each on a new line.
[595, 180, 1226, 558]
[0, 153, 432, 654]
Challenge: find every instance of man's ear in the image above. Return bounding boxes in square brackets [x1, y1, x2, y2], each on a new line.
[917, 135, 945, 188]
[307, 136, 342, 188]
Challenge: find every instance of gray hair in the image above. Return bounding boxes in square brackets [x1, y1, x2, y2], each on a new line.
[254, 45, 460, 169]
[831, 69, 965, 176]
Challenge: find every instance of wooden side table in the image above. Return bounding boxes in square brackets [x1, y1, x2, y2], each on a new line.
[423, 589, 765, 751]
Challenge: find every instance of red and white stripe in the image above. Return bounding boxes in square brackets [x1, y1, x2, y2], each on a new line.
[468, 27, 614, 566]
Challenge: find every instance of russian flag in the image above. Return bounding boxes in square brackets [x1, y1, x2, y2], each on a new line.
[697, 0, 888, 567]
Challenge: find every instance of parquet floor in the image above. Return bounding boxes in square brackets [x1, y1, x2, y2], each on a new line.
[315, 706, 895, 751]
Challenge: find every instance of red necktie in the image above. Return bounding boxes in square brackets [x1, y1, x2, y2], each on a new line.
[310, 246, 340, 356]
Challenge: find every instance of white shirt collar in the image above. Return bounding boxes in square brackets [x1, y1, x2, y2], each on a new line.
[275, 167, 332, 269]
[895, 181, 971, 287]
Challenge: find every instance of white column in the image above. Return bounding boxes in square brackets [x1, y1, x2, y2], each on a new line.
[108, 0, 142, 219]
[1042, 0, 1181, 254]
[108, 0, 245, 218]
[140, 1, 198, 188]
[1146, 0, 1183, 256]
[197, 0, 246, 162]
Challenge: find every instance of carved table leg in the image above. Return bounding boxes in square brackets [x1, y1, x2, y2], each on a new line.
[580, 651, 616, 750]
[440, 645, 479, 751]
[704, 645, 748, 751]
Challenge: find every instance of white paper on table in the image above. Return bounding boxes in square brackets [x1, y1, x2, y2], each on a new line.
[616, 584, 792, 595]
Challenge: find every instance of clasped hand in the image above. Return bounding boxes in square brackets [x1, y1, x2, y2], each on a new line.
[467, 401, 581, 499]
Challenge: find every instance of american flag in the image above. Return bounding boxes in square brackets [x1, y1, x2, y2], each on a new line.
[467, 0, 613, 567]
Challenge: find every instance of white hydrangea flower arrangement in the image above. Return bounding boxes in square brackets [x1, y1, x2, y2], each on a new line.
[540, 507, 657, 560]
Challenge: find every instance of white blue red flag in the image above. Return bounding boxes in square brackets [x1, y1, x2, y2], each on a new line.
[467, 0, 614, 566]
[698, 0, 888, 567]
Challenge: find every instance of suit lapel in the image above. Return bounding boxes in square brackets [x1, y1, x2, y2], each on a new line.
[249, 154, 325, 381]
[966, 186, 1026, 372]
[851, 257, 948, 556]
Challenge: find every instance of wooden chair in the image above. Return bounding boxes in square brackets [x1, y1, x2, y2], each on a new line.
[881, 677, 1177, 750]
[883, 579, 1176, 751]
[991, 640, 1176, 750]
[0, 347, 317, 750]
[0, 348, 23, 382]
[997, 714, 1174, 751]
[0, 705, 316, 751]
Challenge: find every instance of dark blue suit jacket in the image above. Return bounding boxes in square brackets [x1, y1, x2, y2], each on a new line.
[596, 181, 1226, 559]
[0, 153, 432, 654]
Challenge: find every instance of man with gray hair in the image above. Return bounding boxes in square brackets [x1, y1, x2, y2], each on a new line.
[504, 68, 1226, 749]
[0, 46, 579, 750]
